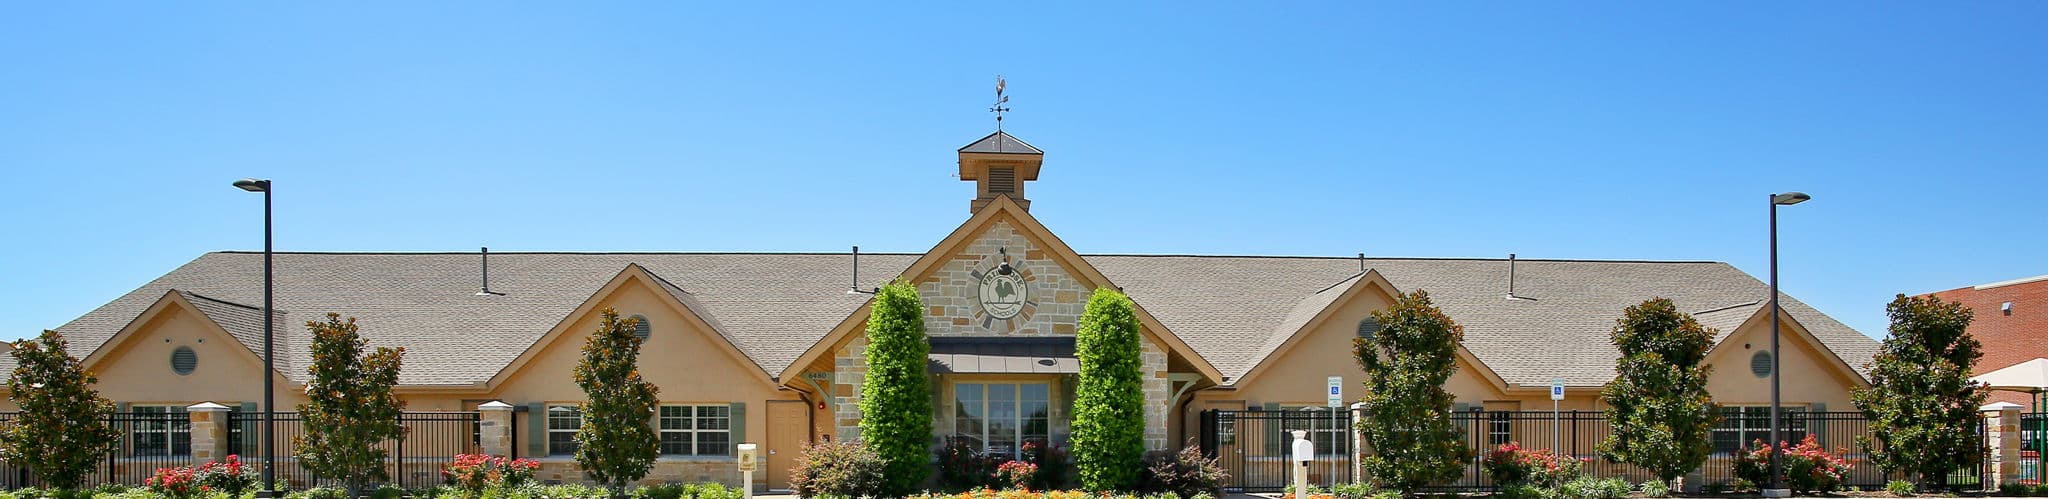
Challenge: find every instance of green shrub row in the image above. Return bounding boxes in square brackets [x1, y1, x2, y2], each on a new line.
[0, 482, 741, 499]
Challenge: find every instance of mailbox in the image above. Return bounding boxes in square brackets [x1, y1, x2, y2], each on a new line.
[736, 443, 759, 472]
[1290, 430, 1313, 464]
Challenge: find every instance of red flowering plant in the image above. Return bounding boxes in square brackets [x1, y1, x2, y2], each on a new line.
[194, 454, 261, 496]
[442, 453, 541, 495]
[995, 460, 1039, 490]
[1483, 441, 1584, 488]
[1732, 435, 1853, 494]
[145, 466, 207, 499]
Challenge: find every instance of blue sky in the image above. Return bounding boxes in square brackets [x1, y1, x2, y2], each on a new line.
[2, 2, 2043, 342]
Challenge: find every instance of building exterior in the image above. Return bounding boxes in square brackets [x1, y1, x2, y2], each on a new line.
[1926, 274, 2048, 406]
[11, 130, 1883, 490]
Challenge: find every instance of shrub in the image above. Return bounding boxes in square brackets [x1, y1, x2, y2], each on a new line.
[1600, 298, 1720, 484]
[1884, 479, 1915, 496]
[0, 331, 122, 490]
[1021, 440, 1072, 491]
[443, 453, 541, 496]
[937, 435, 1006, 490]
[1558, 477, 1631, 499]
[1637, 479, 1670, 498]
[1497, 484, 1555, 499]
[788, 440, 886, 498]
[194, 454, 261, 496]
[1853, 294, 1987, 491]
[1138, 446, 1227, 499]
[1732, 435, 1852, 494]
[297, 313, 408, 498]
[1330, 481, 1379, 499]
[997, 460, 1041, 490]
[638, 482, 743, 499]
[574, 308, 662, 496]
[1354, 290, 1472, 494]
[859, 280, 935, 495]
[1483, 442, 1586, 489]
[144, 466, 206, 499]
[1073, 288, 1148, 492]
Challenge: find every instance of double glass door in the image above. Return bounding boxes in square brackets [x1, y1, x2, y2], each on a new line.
[954, 382, 1050, 459]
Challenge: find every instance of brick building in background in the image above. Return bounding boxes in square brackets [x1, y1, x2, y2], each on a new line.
[1927, 273, 2048, 406]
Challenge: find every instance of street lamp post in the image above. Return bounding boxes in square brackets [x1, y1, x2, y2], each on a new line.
[1765, 191, 1810, 498]
[233, 178, 276, 498]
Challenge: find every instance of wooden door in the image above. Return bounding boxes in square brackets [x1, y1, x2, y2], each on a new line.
[766, 400, 809, 490]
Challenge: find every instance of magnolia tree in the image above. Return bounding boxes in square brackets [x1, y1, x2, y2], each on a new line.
[1355, 290, 1471, 494]
[1072, 288, 1146, 492]
[1599, 298, 1720, 487]
[574, 308, 660, 497]
[0, 330, 120, 490]
[858, 280, 933, 495]
[296, 313, 406, 498]
[1854, 294, 1986, 491]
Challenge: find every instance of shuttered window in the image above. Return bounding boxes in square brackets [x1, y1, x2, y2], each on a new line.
[131, 405, 192, 457]
[658, 405, 732, 456]
[547, 405, 582, 456]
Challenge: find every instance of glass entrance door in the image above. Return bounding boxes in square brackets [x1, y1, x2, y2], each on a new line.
[954, 382, 1050, 459]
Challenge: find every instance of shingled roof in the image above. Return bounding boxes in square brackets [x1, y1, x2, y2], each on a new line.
[48, 252, 1880, 388]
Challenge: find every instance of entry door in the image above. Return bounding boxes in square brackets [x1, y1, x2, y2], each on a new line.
[766, 400, 808, 490]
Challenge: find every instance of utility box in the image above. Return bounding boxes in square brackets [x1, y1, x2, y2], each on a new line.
[1291, 430, 1314, 463]
[736, 443, 759, 472]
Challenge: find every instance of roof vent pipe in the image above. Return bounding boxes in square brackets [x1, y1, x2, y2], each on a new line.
[1506, 253, 1536, 301]
[847, 246, 877, 295]
[475, 247, 504, 296]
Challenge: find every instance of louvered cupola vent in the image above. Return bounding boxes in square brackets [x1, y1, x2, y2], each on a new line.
[958, 131, 1044, 213]
[988, 167, 1017, 194]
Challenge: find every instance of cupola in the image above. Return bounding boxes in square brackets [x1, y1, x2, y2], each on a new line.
[957, 130, 1043, 213]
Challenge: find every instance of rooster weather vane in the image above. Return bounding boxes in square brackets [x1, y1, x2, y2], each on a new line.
[990, 75, 1011, 131]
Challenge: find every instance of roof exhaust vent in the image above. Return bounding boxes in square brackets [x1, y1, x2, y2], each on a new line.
[475, 247, 505, 296]
[1505, 253, 1537, 301]
[847, 246, 877, 295]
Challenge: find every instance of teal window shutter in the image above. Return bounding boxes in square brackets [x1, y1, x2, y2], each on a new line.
[729, 402, 747, 456]
[238, 402, 258, 457]
[1262, 402, 1282, 457]
[527, 402, 547, 457]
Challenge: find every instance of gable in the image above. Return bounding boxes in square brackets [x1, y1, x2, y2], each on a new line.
[489, 270, 779, 402]
[1704, 308, 1866, 409]
[85, 295, 282, 405]
[914, 219, 1093, 337]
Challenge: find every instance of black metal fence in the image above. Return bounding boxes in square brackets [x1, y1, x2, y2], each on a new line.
[2025, 412, 2045, 486]
[226, 411, 481, 490]
[0, 411, 201, 488]
[1201, 408, 1989, 493]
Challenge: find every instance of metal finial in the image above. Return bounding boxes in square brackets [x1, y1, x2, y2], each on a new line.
[990, 75, 1011, 131]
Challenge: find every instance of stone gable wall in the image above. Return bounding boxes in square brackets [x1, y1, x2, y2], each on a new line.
[917, 221, 1093, 336]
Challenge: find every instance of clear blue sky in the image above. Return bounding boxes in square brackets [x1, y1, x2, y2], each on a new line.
[3, 2, 2043, 342]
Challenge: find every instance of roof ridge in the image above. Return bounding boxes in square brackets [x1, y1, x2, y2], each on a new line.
[210, 250, 929, 256]
[205, 250, 1726, 264]
[178, 291, 263, 311]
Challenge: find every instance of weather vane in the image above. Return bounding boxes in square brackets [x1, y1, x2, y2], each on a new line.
[990, 75, 1011, 131]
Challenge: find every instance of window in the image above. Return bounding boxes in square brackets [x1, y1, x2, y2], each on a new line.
[1712, 406, 1804, 454]
[1275, 407, 1348, 457]
[131, 405, 191, 456]
[547, 405, 582, 456]
[659, 405, 732, 456]
[954, 382, 1050, 460]
[1488, 411, 1513, 446]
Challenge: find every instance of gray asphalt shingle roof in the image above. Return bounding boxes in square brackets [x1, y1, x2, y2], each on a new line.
[48, 252, 1879, 388]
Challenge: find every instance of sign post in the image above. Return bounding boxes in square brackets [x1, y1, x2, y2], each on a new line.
[1327, 375, 1342, 486]
[1550, 378, 1565, 454]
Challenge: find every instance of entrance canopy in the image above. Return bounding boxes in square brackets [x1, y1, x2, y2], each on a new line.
[928, 337, 1077, 374]
[1973, 358, 2048, 392]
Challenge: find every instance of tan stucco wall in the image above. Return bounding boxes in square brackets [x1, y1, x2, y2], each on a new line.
[88, 303, 302, 409]
[1703, 315, 1863, 410]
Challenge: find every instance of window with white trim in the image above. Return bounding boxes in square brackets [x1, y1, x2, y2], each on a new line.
[953, 382, 1050, 460]
[131, 405, 191, 456]
[659, 405, 732, 456]
[1712, 406, 1804, 454]
[1275, 406, 1348, 457]
[1488, 411, 1513, 446]
[547, 404, 582, 456]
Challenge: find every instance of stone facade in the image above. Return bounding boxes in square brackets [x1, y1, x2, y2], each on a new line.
[917, 221, 1092, 337]
[187, 402, 231, 465]
[1142, 339, 1171, 450]
[832, 336, 869, 442]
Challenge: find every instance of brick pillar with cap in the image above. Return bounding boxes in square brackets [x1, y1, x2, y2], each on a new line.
[188, 402, 232, 466]
[479, 401, 514, 457]
[1983, 402, 2025, 490]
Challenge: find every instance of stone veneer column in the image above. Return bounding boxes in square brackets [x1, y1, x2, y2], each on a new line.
[1142, 340, 1170, 450]
[187, 402, 231, 466]
[833, 336, 870, 442]
[478, 401, 514, 457]
[1982, 402, 2025, 490]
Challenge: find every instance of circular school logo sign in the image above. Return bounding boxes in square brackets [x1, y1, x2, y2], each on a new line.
[977, 267, 1031, 320]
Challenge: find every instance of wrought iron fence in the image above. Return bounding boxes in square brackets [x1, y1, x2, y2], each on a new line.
[0, 411, 199, 488]
[226, 411, 481, 490]
[2024, 412, 2045, 486]
[1198, 407, 1355, 492]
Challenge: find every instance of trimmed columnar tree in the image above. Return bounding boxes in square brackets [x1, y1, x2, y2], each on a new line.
[574, 308, 661, 496]
[0, 330, 120, 490]
[1355, 290, 1471, 494]
[1072, 288, 1146, 492]
[1599, 298, 1721, 487]
[1853, 294, 1986, 491]
[857, 280, 932, 495]
[296, 313, 407, 498]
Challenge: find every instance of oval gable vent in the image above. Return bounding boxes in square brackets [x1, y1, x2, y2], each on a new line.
[1749, 350, 1773, 378]
[630, 315, 652, 341]
[1356, 317, 1382, 340]
[171, 346, 198, 376]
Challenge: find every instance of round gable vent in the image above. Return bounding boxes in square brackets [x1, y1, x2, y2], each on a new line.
[1356, 317, 1383, 340]
[171, 346, 198, 376]
[1749, 350, 1773, 378]
[630, 315, 652, 341]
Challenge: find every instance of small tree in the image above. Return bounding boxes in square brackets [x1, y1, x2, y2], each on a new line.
[1853, 294, 1986, 491]
[1599, 298, 1721, 486]
[0, 330, 120, 490]
[573, 308, 660, 496]
[858, 280, 933, 495]
[296, 314, 406, 497]
[1072, 288, 1147, 492]
[1355, 290, 1471, 494]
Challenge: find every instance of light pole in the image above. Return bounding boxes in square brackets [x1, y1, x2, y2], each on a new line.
[1765, 191, 1809, 498]
[233, 178, 276, 498]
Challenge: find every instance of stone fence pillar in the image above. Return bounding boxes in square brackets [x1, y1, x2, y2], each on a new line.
[479, 401, 514, 457]
[1350, 402, 1368, 484]
[1983, 402, 2025, 491]
[187, 402, 232, 466]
